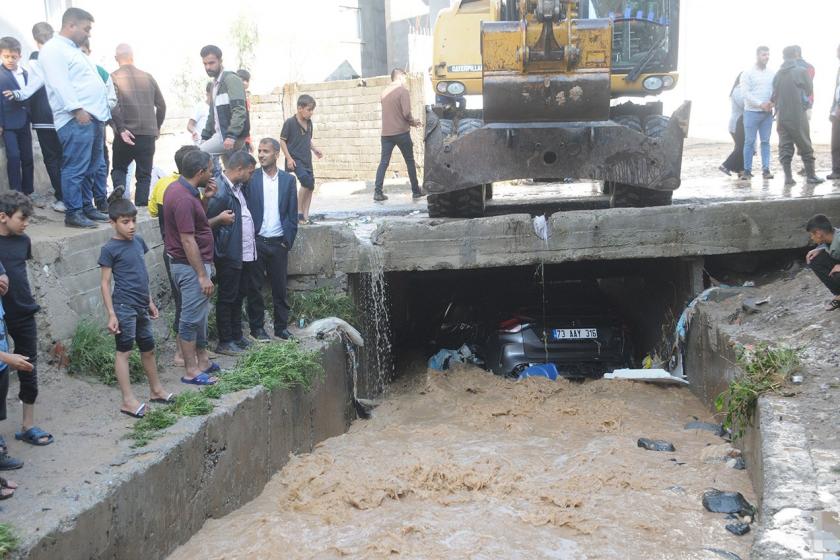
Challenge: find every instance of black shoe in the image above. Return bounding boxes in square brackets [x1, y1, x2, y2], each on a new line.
[718, 165, 732, 176]
[739, 171, 753, 181]
[94, 198, 108, 212]
[251, 328, 271, 342]
[215, 341, 244, 356]
[65, 212, 97, 229]
[275, 329, 295, 340]
[0, 452, 23, 471]
[373, 192, 388, 202]
[84, 207, 110, 222]
[827, 172, 840, 180]
[107, 185, 125, 205]
[762, 169, 774, 179]
[234, 337, 252, 350]
[412, 190, 426, 199]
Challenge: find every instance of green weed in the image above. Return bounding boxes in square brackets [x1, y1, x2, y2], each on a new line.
[127, 408, 178, 448]
[68, 318, 146, 385]
[0, 524, 18, 558]
[172, 390, 214, 417]
[715, 343, 801, 440]
[290, 287, 356, 327]
[205, 341, 323, 399]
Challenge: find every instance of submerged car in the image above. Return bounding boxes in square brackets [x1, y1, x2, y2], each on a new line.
[483, 302, 633, 379]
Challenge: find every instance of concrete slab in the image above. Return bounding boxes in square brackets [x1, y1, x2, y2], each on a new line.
[370, 197, 840, 272]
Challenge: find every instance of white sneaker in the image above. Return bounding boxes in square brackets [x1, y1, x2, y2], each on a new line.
[51, 200, 66, 213]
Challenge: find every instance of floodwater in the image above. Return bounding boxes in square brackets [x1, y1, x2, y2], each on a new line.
[170, 366, 755, 559]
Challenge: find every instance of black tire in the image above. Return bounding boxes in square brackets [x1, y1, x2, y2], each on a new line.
[614, 115, 643, 133]
[428, 185, 486, 218]
[610, 184, 673, 208]
[457, 118, 483, 137]
[643, 115, 669, 138]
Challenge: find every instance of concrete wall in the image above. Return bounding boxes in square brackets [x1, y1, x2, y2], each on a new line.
[685, 302, 821, 560]
[22, 337, 356, 560]
[0, 131, 54, 196]
[249, 74, 425, 182]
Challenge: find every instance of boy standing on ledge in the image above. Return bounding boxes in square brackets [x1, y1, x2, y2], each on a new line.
[280, 94, 322, 225]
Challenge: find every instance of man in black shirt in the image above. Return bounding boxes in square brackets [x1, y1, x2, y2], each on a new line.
[0, 192, 53, 448]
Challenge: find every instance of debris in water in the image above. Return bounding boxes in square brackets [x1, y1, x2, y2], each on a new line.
[742, 281, 755, 287]
[741, 298, 764, 314]
[725, 522, 751, 536]
[637, 438, 676, 452]
[702, 489, 755, 516]
[300, 317, 364, 346]
[684, 421, 725, 436]
[427, 344, 481, 371]
[703, 548, 743, 560]
[517, 363, 559, 381]
[604, 369, 688, 385]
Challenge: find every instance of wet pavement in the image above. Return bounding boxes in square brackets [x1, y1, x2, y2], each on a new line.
[307, 142, 839, 222]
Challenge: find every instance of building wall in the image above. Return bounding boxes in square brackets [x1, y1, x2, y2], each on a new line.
[249, 74, 425, 182]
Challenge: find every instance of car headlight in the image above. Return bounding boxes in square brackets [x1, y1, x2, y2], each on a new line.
[661, 75, 675, 88]
[446, 81, 466, 95]
[643, 76, 664, 91]
[436, 81, 449, 94]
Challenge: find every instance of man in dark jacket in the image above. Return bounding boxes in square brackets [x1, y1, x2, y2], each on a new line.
[245, 138, 298, 341]
[205, 150, 256, 355]
[0, 37, 34, 196]
[198, 45, 249, 158]
[3, 24, 63, 211]
[773, 45, 822, 186]
[109, 43, 166, 207]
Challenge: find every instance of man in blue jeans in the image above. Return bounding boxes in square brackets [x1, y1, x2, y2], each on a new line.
[38, 8, 110, 229]
[740, 46, 776, 181]
[374, 68, 424, 202]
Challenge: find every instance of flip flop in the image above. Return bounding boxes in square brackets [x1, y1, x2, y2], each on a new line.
[150, 393, 175, 405]
[0, 478, 14, 500]
[181, 372, 217, 386]
[203, 362, 221, 374]
[120, 403, 147, 419]
[14, 426, 54, 446]
[0, 435, 6, 454]
[828, 299, 840, 312]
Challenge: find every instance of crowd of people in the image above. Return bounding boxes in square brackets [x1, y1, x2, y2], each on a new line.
[720, 43, 840, 186]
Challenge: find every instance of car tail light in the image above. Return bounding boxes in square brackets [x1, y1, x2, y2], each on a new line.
[499, 318, 530, 333]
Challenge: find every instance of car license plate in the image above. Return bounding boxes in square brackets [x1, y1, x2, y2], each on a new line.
[552, 328, 598, 340]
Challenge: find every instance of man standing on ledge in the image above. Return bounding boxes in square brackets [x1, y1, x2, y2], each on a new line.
[373, 68, 423, 202]
[198, 45, 249, 159]
[109, 43, 167, 207]
[38, 7, 111, 229]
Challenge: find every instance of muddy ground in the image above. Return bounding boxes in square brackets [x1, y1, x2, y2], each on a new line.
[170, 362, 755, 560]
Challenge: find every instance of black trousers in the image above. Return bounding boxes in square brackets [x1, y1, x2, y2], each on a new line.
[722, 116, 745, 173]
[832, 118, 840, 174]
[810, 250, 840, 296]
[374, 132, 420, 193]
[2, 127, 34, 195]
[248, 237, 290, 334]
[35, 128, 63, 201]
[214, 258, 248, 343]
[0, 314, 39, 419]
[111, 134, 156, 206]
[162, 252, 182, 336]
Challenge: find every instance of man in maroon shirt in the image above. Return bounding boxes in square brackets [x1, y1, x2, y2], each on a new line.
[163, 150, 233, 384]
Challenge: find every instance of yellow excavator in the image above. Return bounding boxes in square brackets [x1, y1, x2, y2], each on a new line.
[424, 0, 691, 217]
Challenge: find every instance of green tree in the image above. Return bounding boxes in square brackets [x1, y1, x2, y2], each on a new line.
[171, 56, 207, 111]
[230, 13, 259, 71]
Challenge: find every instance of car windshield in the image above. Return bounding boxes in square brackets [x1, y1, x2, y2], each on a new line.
[587, 0, 672, 68]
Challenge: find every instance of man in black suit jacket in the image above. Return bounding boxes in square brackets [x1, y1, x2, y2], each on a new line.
[245, 137, 298, 340]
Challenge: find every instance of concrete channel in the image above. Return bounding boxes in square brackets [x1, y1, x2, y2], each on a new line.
[10, 195, 839, 558]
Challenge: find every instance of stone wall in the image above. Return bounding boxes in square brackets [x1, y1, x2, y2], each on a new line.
[249, 74, 425, 182]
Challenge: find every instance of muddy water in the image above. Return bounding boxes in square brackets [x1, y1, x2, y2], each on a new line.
[170, 367, 755, 559]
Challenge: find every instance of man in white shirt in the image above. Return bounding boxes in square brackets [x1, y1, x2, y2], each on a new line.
[244, 138, 298, 341]
[740, 46, 776, 181]
[38, 8, 110, 228]
[188, 82, 212, 145]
